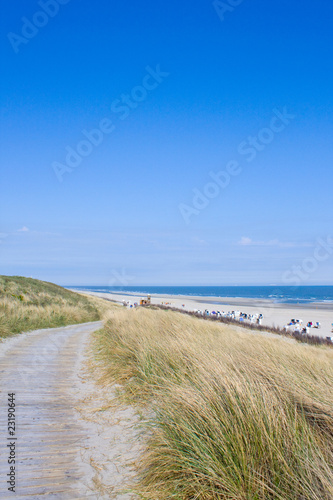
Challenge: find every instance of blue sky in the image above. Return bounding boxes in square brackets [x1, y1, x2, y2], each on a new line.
[1, 0, 332, 285]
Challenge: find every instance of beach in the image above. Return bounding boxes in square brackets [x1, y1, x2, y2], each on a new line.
[77, 290, 333, 340]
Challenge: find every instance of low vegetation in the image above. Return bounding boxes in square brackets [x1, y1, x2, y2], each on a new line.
[0, 275, 100, 337]
[151, 304, 333, 347]
[94, 307, 333, 500]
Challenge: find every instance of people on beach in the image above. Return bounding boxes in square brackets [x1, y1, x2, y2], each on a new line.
[192, 309, 265, 326]
[286, 318, 323, 335]
[147, 301, 331, 340]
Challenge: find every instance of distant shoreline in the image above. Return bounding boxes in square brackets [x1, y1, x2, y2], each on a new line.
[71, 289, 333, 339]
[69, 288, 333, 310]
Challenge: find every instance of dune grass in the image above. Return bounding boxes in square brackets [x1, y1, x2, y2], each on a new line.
[94, 307, 333, 500]
[152, 304, 333, 347]
[0, 275, 100, 337]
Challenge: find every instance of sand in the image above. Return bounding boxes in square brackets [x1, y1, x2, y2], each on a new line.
[78, 290, 333, 340]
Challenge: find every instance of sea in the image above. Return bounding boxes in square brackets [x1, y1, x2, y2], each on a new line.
[70, 286, 333, 305]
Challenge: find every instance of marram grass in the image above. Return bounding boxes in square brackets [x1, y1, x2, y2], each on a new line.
[0, 275, 100, 337]
[94, 307, 333, 500]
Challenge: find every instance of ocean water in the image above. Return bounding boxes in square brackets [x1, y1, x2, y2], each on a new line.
[70, 285, 333, 304]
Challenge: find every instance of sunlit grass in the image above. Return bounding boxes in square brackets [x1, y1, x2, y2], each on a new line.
[94, 307, 333, 499]
[0, 275, 100, 337]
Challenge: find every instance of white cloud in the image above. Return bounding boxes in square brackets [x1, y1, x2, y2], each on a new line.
[239, 237, 253, 246]
[238, 237, 313, 248]
[192, 236, 208, 246]
[17, 226, 29, 232]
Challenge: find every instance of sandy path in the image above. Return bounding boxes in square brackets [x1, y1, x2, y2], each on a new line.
[0, 322, 140, 499]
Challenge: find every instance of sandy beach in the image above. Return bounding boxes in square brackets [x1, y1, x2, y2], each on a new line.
[77, 290, 333, 340]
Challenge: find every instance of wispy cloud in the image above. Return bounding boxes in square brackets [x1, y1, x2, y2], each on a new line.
[15, 227, 62, 237]
[238, 237, 313, 248]
[239, 237, 252, 246]
[192, 236, 209, 246]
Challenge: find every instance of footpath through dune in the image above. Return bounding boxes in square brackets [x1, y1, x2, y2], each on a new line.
[0, 322, 140, 499]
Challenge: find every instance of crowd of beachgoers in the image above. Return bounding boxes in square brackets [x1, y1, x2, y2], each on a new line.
[123, 299, 333, 342]
[284, 318, 323, 335]
[191, 309, 331, 337]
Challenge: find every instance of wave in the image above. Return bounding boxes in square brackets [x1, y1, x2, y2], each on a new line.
[69, 286, 333, 304]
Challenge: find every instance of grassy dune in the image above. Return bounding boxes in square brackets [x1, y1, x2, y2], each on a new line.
[94, 307, 333, 500]
[0, 275, 100, 337]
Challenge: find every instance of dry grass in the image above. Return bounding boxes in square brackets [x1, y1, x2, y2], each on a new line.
[94, 307, 333, 500]
[153, 304, 333, 347]
[0, 275, 100, 337]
